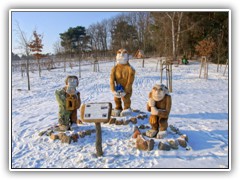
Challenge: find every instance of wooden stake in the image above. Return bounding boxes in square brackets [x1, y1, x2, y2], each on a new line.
[169, 63, 173, 92]
[199, 56, 208, 79]
[156, 59, 159, 72]
[165, 64, 168, 88]
[199, 58, 203, 78]
[206, 60, 208, 79]
[160, 60, 163, 84]
[223, 59, 228, 76]
[95, 122, 103, 157]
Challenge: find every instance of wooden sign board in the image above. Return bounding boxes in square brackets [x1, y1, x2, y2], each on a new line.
[80, 102, 112, 123]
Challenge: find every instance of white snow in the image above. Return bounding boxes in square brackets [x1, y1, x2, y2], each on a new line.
[11, 58, 229, 169]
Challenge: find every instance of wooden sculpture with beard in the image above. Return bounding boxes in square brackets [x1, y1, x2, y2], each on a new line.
[147, 84, 172, 137]
[110, 48, 135, 116]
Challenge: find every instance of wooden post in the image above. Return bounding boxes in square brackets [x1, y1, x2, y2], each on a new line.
[80, 102, 112, 157]
[199, 56, 208, 79]
[156, 59, 159, 72]
[142, 58, 145, 68]
[160, 60, 163, 84]
[169, 63, 173, 92]
[199, 57, 203, 78]
[205, 59, 208, 79]
[95, 122, 103, 157]
[165, 64, 168, 88]
[223, 59, 228, 76]
[79, 56, 81, 78]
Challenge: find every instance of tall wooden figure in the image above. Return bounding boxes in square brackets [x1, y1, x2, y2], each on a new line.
[110, 48, 135, 117]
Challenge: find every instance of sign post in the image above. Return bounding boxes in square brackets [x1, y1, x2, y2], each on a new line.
[80, 102, 112, 157]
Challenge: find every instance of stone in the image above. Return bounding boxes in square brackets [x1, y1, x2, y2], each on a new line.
[85, 130, 92, 136]
[158, 142, 171, 151]
[147, 139, 155, 151]
[130, 117, 137, 124]
[139, 124, 145, 129]
[136, 135, 148, 151]
[71, 133, 79, 142]
[61, 134, 71, 144]
[180, 134, 189, 142]
[169, 125, 179, 133]
[115, 120, 123, 125]
[46, 130, 53, 136]
[146, 129, 158, 138]
[76, 119, 83, 125]
[177, 138, 187, 148]
[132, 109, 140, 113]
[58, 133, 65, 140]
[109, 118, 116, 124]
[132, 126, 141, 139]
[123, 120, 130, 125]
[78, 131, 86, 138]
[58, 125, 70, 131]
[167, 139, 179, 149]
[38, 131, 46, 136]
[142, 114, 148, 119]
[156, 131, 167, 139]
[50, 134, 59, 141]
[145, 125, 150, 129]
[90, 129, 96, 133]
[137, 114, 144, 120]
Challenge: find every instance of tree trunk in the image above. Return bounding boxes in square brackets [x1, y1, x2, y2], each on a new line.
[95, 122, 103, 157]
[26, 58, 30, 90]
[79, 55, 81, 78]
[64, 55, 66, 72]
[223, 59, 228, 76]
[21, 62, 24, 78]
[176, 12, 183, 61]
[160, 59, 163, 83]
[38, 59, 41, 77]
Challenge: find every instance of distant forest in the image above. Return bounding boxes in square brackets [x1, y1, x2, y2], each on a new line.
[13, 11, 229, 64]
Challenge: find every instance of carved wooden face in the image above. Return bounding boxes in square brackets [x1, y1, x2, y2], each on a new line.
[116, 48, 129, 64]
[66, 77, 78, 95]
[152, 84, 168, 101]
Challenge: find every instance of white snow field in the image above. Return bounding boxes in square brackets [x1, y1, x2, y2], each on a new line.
[11, 58, 229, 169]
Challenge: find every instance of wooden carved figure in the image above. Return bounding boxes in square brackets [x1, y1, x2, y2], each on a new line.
[55, 75, 81, 131]
[147, 84, 172, 138]
[110, 48, 135, 116]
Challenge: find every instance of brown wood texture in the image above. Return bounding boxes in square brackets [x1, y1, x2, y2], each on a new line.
[95, 122, 103, 157]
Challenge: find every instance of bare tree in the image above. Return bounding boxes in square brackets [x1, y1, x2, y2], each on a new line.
[88, 19, 109, 55]
[15, 21, 31, 90]
[166, 12, 183, 62]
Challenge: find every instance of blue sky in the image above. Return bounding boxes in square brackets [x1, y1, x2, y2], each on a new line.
[11, 11, 121, 54]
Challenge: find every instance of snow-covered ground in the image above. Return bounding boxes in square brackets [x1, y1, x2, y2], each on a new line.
[11, 58, 229, 169]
